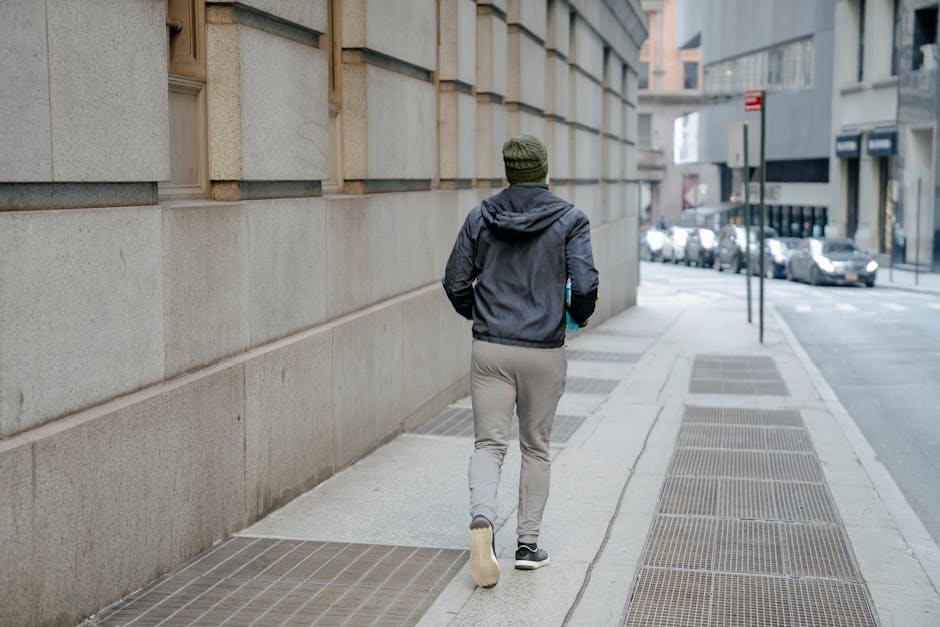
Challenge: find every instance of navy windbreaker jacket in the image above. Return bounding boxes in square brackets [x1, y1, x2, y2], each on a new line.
[442, 184, 599, 349]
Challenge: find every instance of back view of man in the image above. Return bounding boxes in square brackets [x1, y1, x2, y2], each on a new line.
[442, 134, 599, 588]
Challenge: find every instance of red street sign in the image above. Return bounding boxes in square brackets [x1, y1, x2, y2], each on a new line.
[744, 90, 763, 112]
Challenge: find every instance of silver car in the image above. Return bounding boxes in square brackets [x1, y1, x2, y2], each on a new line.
[686, 227, 718, 267]
[661, 226, 692, 264]
[786, 238, 878, 287]
[640, 228, 666, 261]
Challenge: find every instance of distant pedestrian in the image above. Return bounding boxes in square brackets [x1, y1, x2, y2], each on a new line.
[442, 134, 599, 588]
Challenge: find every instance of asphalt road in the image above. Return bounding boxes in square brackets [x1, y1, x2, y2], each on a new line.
[640, 259, 940, 545]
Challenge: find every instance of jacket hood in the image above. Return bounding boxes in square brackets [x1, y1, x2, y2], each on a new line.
[480, 185, 572, 240]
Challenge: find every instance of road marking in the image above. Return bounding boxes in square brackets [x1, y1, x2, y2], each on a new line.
[883, 303, 908, 312]
[795, 305, 812, 313]
[835, 303, 858, 312]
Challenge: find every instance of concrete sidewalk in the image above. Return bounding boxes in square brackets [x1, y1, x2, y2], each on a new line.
[878, 264, 940, 296]
[89, 282, 940, 626]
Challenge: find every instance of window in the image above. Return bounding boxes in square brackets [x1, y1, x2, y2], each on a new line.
[857, 0, 866, 82]
[638, 62, 649, 89]
[913, 5, 938, 71]
[324, 0, 344, 192]
[704, 38, 813, 96]
[823, 240, 857, 253]
[683, 61, 699, 89]
[767, 48, 783, 85]
[638, 113, 653, 147]
[800, 38, 814, 87]
[163, 0, 209, 198]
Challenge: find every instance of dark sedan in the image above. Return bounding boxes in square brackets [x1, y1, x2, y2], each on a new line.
[715, 224, 777, 273]
[787, 238, 878, 287]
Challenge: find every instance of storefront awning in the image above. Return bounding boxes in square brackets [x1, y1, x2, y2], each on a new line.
[867, 129, 897, 156]
[835, 133, 861, 158]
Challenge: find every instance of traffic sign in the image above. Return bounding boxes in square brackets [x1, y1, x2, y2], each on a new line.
[744, 90, 763, 112]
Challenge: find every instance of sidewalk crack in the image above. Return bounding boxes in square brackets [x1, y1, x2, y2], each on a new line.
[560, 404, 666, 626]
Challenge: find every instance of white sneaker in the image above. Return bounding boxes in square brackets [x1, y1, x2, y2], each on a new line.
[468, 516, 499, 588]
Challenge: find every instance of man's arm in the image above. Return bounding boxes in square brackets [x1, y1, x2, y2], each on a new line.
[442, 213, 478, 320]
[566, 212, 599, 326]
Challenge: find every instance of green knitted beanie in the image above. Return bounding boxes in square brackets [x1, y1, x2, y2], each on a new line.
[503, 134, 549, 184]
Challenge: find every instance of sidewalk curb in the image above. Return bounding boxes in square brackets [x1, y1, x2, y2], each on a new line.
[771, 304, 940, 602]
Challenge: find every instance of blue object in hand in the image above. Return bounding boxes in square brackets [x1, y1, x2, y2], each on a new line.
[565, 279, 580, 335]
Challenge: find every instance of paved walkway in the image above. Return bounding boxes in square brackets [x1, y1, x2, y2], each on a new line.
[87, 281, 940, 626]
[878, 264, 940, 295]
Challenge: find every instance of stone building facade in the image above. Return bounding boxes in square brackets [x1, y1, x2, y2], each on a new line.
[829, 0, 900, 258]
[0, 1, 647, 623]
[894, 0, 940, 269]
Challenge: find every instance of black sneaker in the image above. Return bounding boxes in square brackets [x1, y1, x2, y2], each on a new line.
[468, 515, 499, 588]
[515, 543, 550, 570]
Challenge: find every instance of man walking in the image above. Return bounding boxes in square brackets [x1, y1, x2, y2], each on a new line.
[442, 134, 599, 588]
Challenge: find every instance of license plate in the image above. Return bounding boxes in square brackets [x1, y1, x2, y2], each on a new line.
[845, 272, 858, 281]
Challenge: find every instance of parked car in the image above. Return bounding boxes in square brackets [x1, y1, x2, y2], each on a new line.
[748, 236, 800, 278]
[686, 227, 717, 267]
[786, 238, 877, 287]
[640, 228, 666, 261]
[715, 225, 777, 273]
[661, 226, 692, 264]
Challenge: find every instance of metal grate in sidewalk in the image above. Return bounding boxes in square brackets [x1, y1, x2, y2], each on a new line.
[91, 538, 466, 626]
[411, 405, 586, 443]
[659, 477, 841, 524]
[667, 449, 824, 482]
[790, 579, 878, 627]
[643, 516, 717, 571]
[711, 573, 790, 627]
[714, 519, 784, 575]
[690, 355, 789, 396]
[658, 477, 718, 516]
[624, 404, 878, 626]
[677, 424, 815, 451]
[626, 568, 712, 627]
[781, 524, 861, 581]
[681, 406, 804, 427]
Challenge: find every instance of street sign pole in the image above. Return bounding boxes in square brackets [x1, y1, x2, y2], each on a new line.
[744, 90, 765, 339]
[744, 125, 752, 324]
[916, 177, 922, 285]
[758, 91, 766, 344]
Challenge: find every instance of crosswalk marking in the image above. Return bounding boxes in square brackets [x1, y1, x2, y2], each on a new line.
[787, 301, 940, 315]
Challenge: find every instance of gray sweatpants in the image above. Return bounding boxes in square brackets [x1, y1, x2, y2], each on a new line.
[468, 339, 567, 545]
